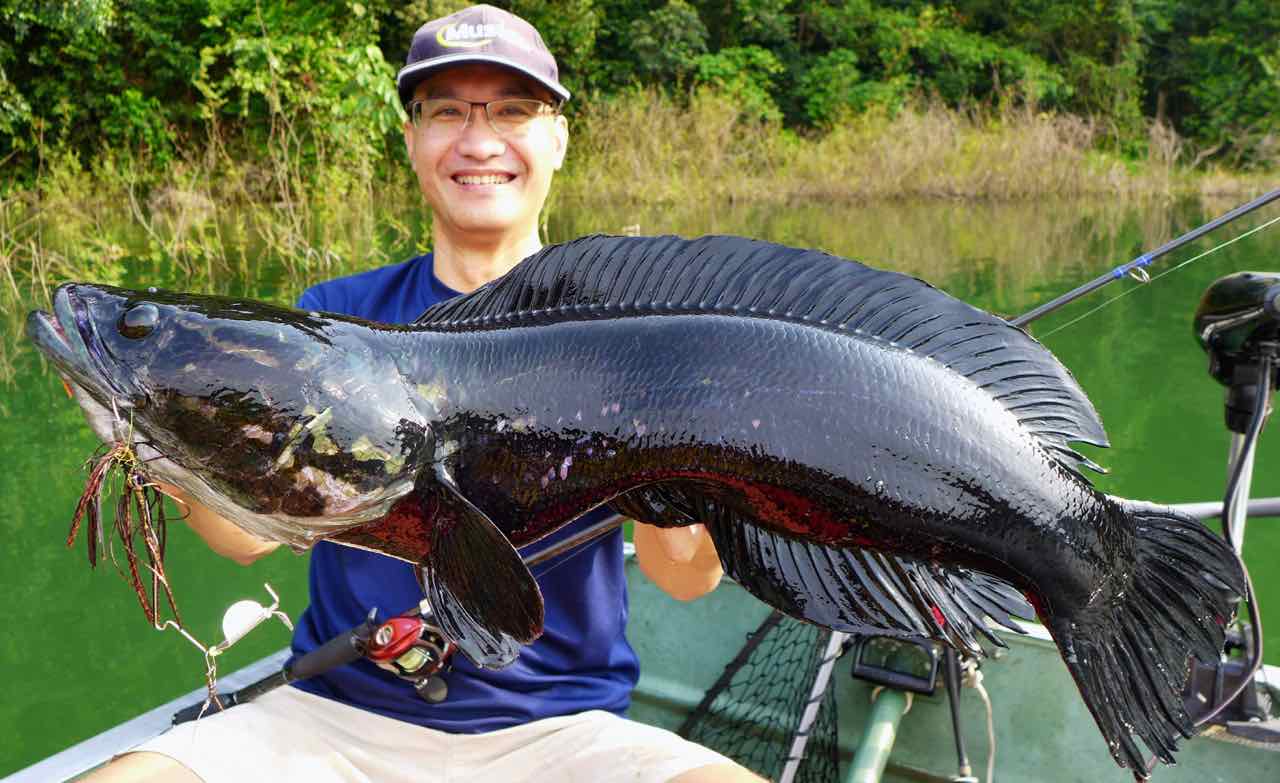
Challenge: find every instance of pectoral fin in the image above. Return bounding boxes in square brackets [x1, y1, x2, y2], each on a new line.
[420, 465, 544, 668]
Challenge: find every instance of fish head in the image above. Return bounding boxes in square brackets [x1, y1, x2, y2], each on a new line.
[27, 283, 428, 540]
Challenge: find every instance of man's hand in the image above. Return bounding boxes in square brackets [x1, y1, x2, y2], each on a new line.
[633, 523, 723, 601]
[157, 483, 279, 566]
[69, 382, 278, 567]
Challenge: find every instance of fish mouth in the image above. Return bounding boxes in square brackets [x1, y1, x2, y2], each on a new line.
[26, 284, 129, 405]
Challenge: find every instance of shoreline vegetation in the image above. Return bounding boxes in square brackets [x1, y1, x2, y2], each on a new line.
[564, 90, 1276, 203]
[2, 88, 1276, 388]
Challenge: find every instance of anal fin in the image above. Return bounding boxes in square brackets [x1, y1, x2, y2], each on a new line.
[628, 480, 1033, 654]
[420, 465, 544, 668]
[608, 484, 700, 527]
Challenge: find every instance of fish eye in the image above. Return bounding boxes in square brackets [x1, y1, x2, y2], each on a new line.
[119, 303, 160, 339]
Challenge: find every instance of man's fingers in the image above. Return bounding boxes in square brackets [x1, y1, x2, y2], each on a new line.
[655, 523, 707, 564]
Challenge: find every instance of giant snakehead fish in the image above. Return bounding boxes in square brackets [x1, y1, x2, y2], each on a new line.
[27, 233, 1246, 775]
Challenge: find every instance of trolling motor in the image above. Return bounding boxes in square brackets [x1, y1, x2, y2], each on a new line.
[846, 635, 941, 697]
[1183, 272, 1280, 740]
[1195, 271, 1280, 432]
[840, 634, 967, 783]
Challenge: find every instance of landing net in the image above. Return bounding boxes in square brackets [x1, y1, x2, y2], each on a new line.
[677, 611, 839, 782]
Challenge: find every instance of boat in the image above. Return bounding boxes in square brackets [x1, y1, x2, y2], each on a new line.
[6, 534, 1279, 781]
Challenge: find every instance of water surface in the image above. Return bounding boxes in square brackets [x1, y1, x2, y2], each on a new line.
[2, 196, 1278, 774]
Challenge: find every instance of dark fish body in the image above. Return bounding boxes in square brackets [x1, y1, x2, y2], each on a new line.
[382, 313, 1100, 590]
[27, 234, 1245, 774]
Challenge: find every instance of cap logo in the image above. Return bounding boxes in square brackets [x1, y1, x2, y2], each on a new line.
[437, 22, 503, 48]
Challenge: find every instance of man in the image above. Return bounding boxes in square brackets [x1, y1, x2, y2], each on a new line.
[88, 6, 761, 782]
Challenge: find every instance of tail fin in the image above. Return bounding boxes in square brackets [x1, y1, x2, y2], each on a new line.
[1047, 501, 1246, 773]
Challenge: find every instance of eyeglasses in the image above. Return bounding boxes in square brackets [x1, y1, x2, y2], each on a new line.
[409, 98, 556, 138]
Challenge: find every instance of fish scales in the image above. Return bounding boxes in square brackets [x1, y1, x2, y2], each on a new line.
[27, 233, 1247, 775]
[401, 315, 1074, 568]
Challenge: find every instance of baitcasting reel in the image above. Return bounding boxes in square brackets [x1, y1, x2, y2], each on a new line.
[365, 607, 458, 704]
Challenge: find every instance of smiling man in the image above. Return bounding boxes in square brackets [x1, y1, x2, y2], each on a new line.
[86, 5, 760, 782]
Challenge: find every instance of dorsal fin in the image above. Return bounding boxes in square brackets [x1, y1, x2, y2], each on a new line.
[417, 234, 1109, 474]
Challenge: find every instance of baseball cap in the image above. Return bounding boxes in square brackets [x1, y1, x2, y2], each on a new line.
[397, 4, 571, 108]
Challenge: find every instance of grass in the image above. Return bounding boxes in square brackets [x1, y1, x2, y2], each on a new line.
[558, 89, 1276, 205]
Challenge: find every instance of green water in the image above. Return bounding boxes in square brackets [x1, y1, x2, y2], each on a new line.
[2, 196, 1279, 775]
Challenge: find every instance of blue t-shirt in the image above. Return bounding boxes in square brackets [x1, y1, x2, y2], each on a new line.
[288, 253, 640, 732]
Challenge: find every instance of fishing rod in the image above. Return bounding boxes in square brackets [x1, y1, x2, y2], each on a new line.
[1012, 188, 1280, 328]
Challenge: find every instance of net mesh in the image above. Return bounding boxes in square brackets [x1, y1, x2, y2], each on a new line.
[678, 611, 840, 782]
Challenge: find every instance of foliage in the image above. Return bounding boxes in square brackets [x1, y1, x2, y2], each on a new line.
[955, 0, 1144, 134]
[0, 0, 1277, 188]
[628, 0, 709, 84]
[796, 49, 864, 126]
[692, 46, 784, 122]
[102, 89, 178, 162]
[195, 1, 402, 168]
[561, 87, 1235, 208]
[0, 0, 222, 170]
[1137, 0, 1280, 167]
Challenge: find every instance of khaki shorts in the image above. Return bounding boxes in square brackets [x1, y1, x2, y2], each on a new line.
[133, 686, 734, 783]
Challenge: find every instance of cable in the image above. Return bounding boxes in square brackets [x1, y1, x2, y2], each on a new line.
[1192, 352, 1270, 728]
[976, 680, 995, 783]
[1140, 355, 1274, 774]
[959, 659, 996, 783]
[944, 648, 972, 778]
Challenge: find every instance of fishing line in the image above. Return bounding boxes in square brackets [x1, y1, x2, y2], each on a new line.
[526, 516, 625, 580]
[1015, 189, 1280, 327]
[1037, 212, 1280, 340]
[1139, 356, 1271, 775]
